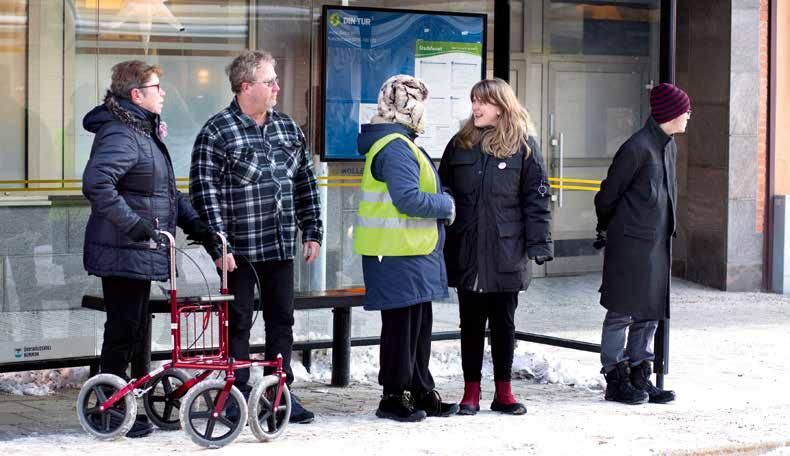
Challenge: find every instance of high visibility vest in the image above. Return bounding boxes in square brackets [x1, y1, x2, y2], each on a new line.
[353, 133, 439, 256]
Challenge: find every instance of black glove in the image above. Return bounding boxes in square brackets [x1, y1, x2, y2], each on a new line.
[184, 218, 215, 245]
[128, 219, 158, 242]
[593, 231, 607, 250]
[532, 256, 553, 265]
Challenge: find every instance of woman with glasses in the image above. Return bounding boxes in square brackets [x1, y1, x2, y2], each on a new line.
[81, 60, 214, 437]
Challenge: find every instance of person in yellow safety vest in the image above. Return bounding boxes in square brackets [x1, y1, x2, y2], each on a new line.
[354, 75, 459, 422]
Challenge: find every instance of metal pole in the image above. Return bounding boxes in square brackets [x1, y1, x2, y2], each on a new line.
[493, 0, 510, 81]
[331, 307, 351, 387]
[655, 0, 677, 389]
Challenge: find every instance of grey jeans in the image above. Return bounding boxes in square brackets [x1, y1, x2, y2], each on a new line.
[600, 310, 659, 374]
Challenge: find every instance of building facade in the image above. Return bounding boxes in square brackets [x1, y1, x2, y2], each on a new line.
[0, 0, 787, 368]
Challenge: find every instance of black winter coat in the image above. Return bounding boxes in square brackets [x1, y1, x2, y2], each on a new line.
[594, 117, 677, 320]
[82, 95, 199, 281]
[439, 136, 553, 293]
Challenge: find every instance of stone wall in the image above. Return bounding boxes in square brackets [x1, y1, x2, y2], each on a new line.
[675, 0, 764, 290]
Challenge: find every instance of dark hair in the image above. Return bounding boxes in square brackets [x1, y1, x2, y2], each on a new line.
[110, 60, 163, 99]
[226, 50, 276, 94]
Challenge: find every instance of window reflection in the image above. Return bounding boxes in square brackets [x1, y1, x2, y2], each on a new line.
[0, 0, 26, 182]
[546, 0, 659, 56]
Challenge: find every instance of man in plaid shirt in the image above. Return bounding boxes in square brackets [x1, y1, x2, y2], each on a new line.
[189, 51, 323, 424]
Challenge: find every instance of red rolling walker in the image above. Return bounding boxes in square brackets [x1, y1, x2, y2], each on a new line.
[76, 232, 291, 448]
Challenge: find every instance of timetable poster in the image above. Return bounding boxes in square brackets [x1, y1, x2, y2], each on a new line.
[322, 6, 486, 161]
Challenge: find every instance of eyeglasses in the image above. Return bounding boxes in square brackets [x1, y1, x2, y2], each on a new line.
[138, 83, 161, 92]
[248, 77, 279, 88]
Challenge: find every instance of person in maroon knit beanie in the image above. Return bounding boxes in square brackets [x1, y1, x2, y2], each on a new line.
[593, 82, 690, 405]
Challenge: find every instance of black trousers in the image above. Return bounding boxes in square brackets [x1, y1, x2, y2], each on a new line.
[379, 302, 435, 395]
[458, 290, 518, 382]
[227, 259, 295, 389]
[100, 276, 151, 380]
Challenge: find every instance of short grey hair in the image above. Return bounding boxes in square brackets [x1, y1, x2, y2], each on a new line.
[226, 50, 276, 94]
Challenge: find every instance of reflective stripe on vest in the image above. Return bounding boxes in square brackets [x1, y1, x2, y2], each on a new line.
[353, 133, 439, 256]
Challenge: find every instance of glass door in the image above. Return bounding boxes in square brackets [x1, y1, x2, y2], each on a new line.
[535, 0, 661, 275]
[545, 60, 651, 274]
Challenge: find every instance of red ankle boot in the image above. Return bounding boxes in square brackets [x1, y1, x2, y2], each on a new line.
[491, 380, 526, 415]
[458, 381, 480, 415]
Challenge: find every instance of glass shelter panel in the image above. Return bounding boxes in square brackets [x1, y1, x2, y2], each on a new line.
[0, 1, 26, 182]
[513, 0, 661, 345]
[0, 0, 493, 370]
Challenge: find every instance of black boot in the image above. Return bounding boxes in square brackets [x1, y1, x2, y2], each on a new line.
[375, 392, 427, 422]
[412, 390, 459, 417]
[91, 412, 153, 438]
[289, 393, 316, 424]
[604, 362, 649, 405]
[126, 415, 154, 438]
[630, 362, 676, 404]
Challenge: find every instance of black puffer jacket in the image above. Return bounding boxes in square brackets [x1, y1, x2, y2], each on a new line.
[438, 135, 553, 292]
[82, 94, 199, 281]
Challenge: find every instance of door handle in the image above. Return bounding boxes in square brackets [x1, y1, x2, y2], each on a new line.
[558, 132, 564, 208]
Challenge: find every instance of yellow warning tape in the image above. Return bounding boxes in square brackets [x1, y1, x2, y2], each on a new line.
[0, 179, 82, 184]
[547, 177, 602, 185]
[0, 177, 601, 192]
[0, 187, 82, 192]
[553, 185, 600, 191]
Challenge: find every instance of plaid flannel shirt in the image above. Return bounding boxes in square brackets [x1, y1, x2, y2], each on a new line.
[189, 99, 323, 262]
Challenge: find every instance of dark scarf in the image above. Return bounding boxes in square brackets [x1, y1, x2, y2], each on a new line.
[103, 92, 157, 138]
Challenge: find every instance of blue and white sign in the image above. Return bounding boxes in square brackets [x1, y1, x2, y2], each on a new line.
[322, 6, 487, 161]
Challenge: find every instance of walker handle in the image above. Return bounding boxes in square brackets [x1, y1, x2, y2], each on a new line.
[215, 232, 229, 292]
[156, 230, 177, 292]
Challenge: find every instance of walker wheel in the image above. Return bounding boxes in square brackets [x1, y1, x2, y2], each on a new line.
[143, 368, 191, 430]
[249, 375, 291, 442]
[76, 374, 137, 440]
[179, 379, 247, 448]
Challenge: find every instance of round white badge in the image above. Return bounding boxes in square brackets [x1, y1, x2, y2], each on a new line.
[498, 162, 506, 170]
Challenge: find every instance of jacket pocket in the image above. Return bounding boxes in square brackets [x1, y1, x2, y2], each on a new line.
[448, 150, 479, 195]
[229, 147, 265, 186]
[491, 154, 523, 196]
[270, 133, 302, 179]
[496, 221, 527, 272]
[623, 225, 656, 241]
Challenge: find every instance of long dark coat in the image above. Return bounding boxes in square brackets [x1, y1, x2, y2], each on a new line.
[594, 117, 677, 320]
[439, 136, 553, 293]
[82, 95, 199, 281]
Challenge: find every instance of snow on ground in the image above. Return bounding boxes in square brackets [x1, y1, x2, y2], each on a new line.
[0, 340, 603, 398]
[288, 340, 604, 390]
[3, 278, 789, 454]
[0, 368, 89, 396]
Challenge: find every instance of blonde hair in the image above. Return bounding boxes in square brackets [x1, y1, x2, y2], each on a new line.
[454, 78, 537, 159]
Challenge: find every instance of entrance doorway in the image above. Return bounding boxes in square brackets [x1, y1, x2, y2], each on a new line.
[512, 0, 662, 276]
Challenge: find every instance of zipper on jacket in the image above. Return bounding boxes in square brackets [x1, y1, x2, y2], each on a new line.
[475, 154, 490, 292]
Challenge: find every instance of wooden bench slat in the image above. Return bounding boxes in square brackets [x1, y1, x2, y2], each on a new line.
[81, 288, 365, 313]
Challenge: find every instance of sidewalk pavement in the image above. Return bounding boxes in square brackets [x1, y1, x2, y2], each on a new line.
[1, 274, 789, 455]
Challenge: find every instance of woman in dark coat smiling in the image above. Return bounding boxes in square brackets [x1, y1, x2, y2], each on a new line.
[439, 78, 553, 416]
